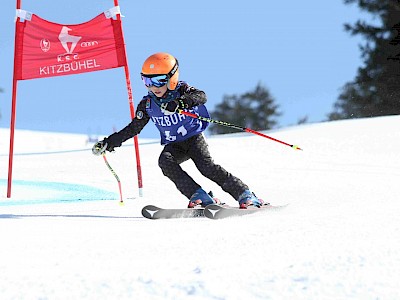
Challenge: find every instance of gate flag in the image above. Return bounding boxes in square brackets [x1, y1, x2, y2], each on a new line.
[15, 7, 127, 80]
[8, 3, 143, 198]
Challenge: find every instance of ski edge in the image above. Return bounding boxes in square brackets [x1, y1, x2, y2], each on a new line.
[141, 205, 205, 219]
[204, 203, 288, 219]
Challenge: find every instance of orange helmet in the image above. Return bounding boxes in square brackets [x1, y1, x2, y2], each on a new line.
[141, 52, 179, 90]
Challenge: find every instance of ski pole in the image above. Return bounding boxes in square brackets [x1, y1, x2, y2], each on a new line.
[178, 110, 302, 151]
[102, 153, 124, 204]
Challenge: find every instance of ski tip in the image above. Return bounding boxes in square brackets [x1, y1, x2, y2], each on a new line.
[141, 205, 160, 219]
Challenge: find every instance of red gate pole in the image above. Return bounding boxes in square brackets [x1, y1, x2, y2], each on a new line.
[113, 0, 144, 196]
[7, 0, 22, 198]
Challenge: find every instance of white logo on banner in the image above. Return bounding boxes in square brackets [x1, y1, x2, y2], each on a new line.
[40, 39, 51, 52]
[38, 25, 103, 76]
[58, 26, 81, 54]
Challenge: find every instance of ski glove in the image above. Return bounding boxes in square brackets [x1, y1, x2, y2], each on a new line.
[160, 96, 189, 115]
[92, 140, 113, 156]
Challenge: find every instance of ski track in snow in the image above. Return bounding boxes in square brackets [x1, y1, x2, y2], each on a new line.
[1, 116, 400, 299]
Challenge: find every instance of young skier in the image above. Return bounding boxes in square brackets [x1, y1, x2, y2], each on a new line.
[92, 52, 264, 209]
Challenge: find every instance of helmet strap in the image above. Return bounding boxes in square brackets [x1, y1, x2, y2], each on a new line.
[167, 58, 179, 79]
[166, 58, 179, 90]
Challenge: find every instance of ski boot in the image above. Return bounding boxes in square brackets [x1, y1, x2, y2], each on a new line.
[188, 188, 219, 208]
[238, 190, 264, 209]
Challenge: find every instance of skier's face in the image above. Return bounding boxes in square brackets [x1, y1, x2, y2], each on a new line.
[148, 84, 168, 97]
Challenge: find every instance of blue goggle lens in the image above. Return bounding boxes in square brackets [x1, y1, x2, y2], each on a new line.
[141, 75, 168, 87]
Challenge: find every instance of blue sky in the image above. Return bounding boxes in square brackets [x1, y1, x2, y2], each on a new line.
[0, 0, 367, 139]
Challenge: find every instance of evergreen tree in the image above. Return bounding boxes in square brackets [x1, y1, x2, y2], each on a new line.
[209, 82, 280, 135]
[328, 0, 400, 120]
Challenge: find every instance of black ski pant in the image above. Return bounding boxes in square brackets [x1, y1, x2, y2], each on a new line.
[158, 133, 248, 200]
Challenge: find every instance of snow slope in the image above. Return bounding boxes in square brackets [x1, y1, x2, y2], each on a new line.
[1, 116, 400, 299]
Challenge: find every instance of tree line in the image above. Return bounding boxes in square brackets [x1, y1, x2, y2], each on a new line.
[210, 0, 400, 134]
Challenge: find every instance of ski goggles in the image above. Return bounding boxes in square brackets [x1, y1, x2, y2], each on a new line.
[141, 74, 169, 88]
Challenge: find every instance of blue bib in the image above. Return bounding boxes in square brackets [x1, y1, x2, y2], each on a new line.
[146, 98, 210, 145]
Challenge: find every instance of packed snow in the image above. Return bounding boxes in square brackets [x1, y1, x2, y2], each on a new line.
[1, 116, 400, 299]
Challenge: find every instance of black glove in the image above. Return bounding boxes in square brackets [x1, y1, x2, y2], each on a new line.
[160, 96, 189, 114]
[92, 140, 115, 156]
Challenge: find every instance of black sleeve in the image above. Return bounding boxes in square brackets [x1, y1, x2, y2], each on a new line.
[179, 82, 207, 108]
[103, 99, 150, 150]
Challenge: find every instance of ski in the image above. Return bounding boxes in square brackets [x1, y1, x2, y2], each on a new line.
[204, 203, 287, 219]
[141, 205, 205, 219]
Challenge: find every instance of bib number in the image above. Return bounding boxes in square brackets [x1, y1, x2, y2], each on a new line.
[164, 125, 188, 142]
